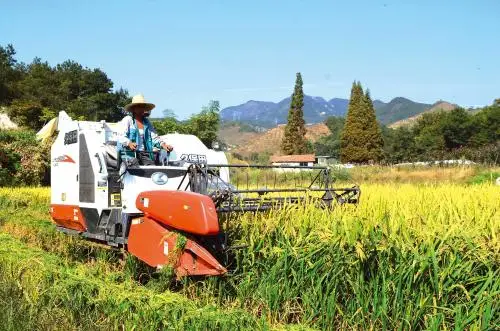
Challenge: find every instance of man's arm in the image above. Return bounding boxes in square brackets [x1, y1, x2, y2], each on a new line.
[117, 116, 133, 148]
[150, 123, 173, 151]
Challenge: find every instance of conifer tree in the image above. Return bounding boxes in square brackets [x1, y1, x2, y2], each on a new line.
[363, 90, 384, 161]
[281, 72, 307, 155]
[340, 81, 364, 162]
[340, 81, 383, 162]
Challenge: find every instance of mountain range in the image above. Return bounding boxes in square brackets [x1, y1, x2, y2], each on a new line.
[220, 95, 457, 127]
[220, 96, 348, 127]
[388, 101, 459, 128]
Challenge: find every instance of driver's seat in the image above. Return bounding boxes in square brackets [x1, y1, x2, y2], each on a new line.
[104, 143, 120, 170]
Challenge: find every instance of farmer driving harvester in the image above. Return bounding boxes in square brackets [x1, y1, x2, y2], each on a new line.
[117, 94, 174, 165]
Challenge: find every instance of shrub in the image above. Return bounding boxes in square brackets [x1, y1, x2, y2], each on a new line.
[467, 170, 500, 185]
[0, 129, 50, 186]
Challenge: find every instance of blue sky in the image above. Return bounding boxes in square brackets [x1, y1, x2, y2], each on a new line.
[2, 1, 499, 118]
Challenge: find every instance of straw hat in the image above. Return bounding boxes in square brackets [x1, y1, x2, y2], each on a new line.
[124, 94, 155, 112]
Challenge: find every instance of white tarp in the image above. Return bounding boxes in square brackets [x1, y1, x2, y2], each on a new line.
[0, 112, 18, 130]
[36, 111, 72, 142]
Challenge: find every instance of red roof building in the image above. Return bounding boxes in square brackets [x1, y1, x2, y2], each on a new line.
[270, 154, 316, 164]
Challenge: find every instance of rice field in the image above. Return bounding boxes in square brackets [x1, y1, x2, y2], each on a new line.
[0, 182, 499, 330]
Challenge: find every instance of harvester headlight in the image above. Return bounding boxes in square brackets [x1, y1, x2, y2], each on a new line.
[151, 172, 168, 185]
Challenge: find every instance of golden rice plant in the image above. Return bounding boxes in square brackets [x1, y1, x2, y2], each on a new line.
[0, 183, 498, 330]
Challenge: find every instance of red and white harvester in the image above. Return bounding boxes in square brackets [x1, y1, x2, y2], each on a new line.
[42, 111, 360, 277]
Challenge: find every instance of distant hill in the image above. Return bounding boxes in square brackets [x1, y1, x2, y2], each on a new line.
[222, 123, 331, 156]
[373, 99, 386, 109]
[221, 95, 449, 127]
[220, 96, 348, 128]
[218, 124, 262, 148]
[375, 97, 432, 124]
[389, 101, 458, 128]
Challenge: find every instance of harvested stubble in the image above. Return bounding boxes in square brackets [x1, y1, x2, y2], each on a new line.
[0, 184, 499, 330]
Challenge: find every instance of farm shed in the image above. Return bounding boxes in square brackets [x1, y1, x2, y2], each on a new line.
[316, 155, 338, 165]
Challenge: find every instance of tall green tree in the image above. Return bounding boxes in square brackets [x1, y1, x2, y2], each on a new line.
[281, 72, 307, 155]
[362, 90, 384, 160]
[384, 126, 416, 163]
[469, 103, 500, 146]
[154, 109, 184, 135]
[412, 111, 447, 158]
[154, 101, 221, 148]
[440, 108, 474, 149]
[0, 44, 23, 105]
[340, 81, 364, 162]
[162, 108, 176, 118]
[314, 116, 345, 159]
[187, 100, 221, 148]
[340, 82, 384, 163]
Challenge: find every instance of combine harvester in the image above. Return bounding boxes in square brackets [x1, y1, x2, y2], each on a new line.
[39, 112, 360, 277]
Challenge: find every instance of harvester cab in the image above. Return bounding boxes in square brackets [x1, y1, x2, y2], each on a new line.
[45, 111, 360, 277]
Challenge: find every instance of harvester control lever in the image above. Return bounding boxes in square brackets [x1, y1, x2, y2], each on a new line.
[162, 151, 170, 166]
[94, 153, 103, 173]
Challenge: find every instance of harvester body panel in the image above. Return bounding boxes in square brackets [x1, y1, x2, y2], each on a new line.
[128, 216, 226, 275]
[50, 204, 86, 232]
[120, 166, 187, 214]
[136, 191, 220, 235]
[50, 119, 80, 210]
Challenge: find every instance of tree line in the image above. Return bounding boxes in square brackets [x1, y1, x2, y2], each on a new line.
[0, 43, 221, 148]
[0, 44, 130, 129]
[315, 94, 499, 164]
[0, 43, 131, 186]
[0, 43, 221, 186]
[282, 73, 499, 164]
[383, 101, 499, 164]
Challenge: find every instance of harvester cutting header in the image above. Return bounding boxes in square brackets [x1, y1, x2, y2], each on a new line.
[41, 96, 360, 278]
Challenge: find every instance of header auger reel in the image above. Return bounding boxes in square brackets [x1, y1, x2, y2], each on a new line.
[180, 163, 360, 212]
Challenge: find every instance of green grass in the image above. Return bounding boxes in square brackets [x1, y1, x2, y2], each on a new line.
[467, 170, 500, 185]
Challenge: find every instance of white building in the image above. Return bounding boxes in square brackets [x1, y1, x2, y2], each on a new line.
[270, 154, 316, 172]
[316, 155, 338, 166]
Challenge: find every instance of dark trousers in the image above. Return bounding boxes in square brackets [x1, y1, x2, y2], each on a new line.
[136, 151, 155, 165]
